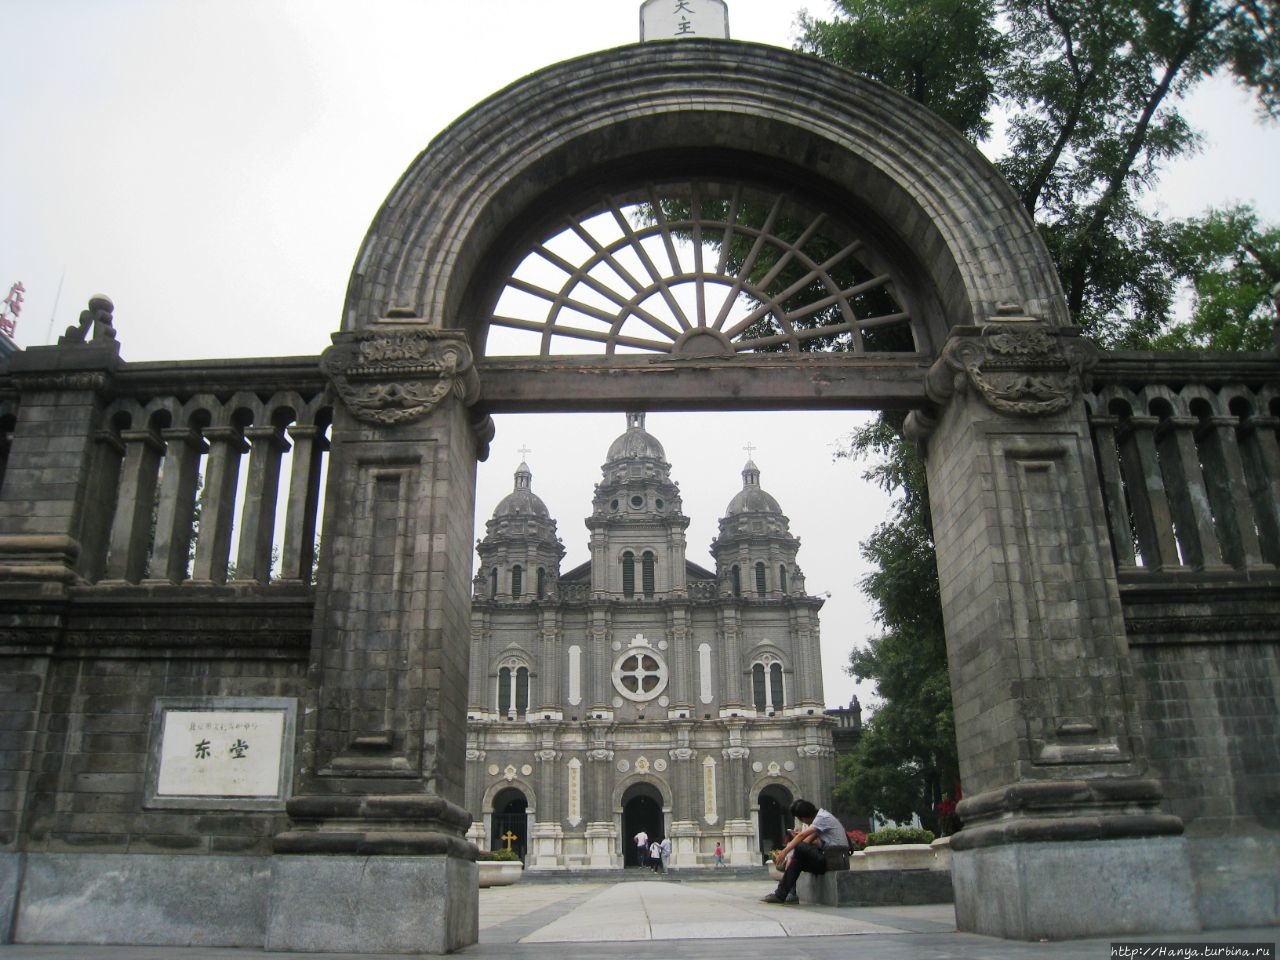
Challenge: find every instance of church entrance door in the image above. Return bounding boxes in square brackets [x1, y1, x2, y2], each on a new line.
[491, 787, 529, 862]
[757, 785, 794, 863]
[620, 784, 663, 867]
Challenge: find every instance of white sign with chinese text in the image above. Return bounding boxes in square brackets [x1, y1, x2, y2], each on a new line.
[156, 709, 285, 797]
[640, 0, 729, 41]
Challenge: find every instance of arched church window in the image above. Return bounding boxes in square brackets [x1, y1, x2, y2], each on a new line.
[511, 564, 523, 598]
[779, 565, 788, 594]
[622, 552, 635, 598]
[751, 656, 785, 713]
[730, 565, 741, 597]
[770, 662, 784, 710]
[642, 551, 655, 599]
[752, 663, 767, 711]
[489, 567, 498, 599]
[516, 666, 530, 714]
[536, 567, 546, 600]
[755, 562, 767, 596]
[498, 666, 511, 714]
[497, 661, 530, 718]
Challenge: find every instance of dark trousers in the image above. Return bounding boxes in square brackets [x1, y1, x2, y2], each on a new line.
[774, 843, 828, 898]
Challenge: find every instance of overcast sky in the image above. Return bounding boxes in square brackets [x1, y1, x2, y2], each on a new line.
[3, 1, 1277, 710]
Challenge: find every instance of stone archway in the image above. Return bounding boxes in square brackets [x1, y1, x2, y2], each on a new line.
[300, 38, 1197, 945]
[620, 781, 665, 868]
[756, 783, 794, 863]
[490, 786, 529, 861]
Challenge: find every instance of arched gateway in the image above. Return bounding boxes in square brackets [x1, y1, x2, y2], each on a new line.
[0, 33, 1275, 958]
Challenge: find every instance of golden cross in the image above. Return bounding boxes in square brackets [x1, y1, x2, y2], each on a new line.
[500, 830, 519, 851]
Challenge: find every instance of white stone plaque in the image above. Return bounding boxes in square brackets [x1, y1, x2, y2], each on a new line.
[147, 697, 295, 810]
[640, 0, 729, 41]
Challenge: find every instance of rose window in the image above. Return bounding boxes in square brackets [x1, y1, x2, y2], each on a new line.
[612, 647, 669, 703]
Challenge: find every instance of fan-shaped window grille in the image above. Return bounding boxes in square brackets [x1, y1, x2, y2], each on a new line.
[486, 178, 918, 358]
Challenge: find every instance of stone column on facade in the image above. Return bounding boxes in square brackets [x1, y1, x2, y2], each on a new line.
[148, 427, 207, 584]
[910, 317, 1197, 941]
[267, 324, 489, 955]
[720, 720, 755, 863]
[1156, 417, 1229, 571]
[717, 608, 745, 713]
[235, 424, 290, 584]
[666, 722, 699, 866]
[1196, 415, 1270, 570]
[190, 426, 248, 584]
[103, 427, 165, 583]
[587, 615, 611, 719]
[584, 728, 616, 867]
[537, 612, 561, 719]
[279, 422, 328, 583]
[529, 740, 563, 869]
[666, 606, 692, 718]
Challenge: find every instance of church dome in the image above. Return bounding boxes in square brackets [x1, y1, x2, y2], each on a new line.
[492, 462, 551, 519]
[605, 412, 667, 463]
[724, 459, 782, 515]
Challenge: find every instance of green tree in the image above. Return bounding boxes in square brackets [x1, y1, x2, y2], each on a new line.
[798, 0, 1278, 826]
[832, 414, 957, 829]
[796, 0, 1006, 141]
[1154, 206, 1280, 350]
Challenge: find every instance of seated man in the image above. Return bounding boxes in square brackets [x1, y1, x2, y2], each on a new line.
[761, 798, 849, 904]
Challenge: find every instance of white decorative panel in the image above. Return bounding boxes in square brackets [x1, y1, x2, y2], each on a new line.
[698, 643, 713, 704]
[568, 645, 582, 706]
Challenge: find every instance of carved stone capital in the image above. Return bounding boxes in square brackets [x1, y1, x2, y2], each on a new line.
[586, 748, 614, 762]
[925, 318, 1097, 420]
[321, 326, 480, 426]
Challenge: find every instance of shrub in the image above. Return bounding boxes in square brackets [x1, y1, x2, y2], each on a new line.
[865, 826, 935, 847]
[475, 848, 521, 861]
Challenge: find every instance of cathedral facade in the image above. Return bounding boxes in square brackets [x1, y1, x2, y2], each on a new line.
[464, 414, 836, 869]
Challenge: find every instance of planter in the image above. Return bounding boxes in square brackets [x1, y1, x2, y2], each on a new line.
[477, 860, 523, 888]
[766, 860, 785, 882]
[862, 843, 936, 871]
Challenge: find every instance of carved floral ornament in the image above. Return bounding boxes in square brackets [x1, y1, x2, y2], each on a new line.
[321, 326, 482, 426]
[922, 317, 1098, 420]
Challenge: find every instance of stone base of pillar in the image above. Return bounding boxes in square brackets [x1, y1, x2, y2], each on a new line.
[952, 836, 1201, 940]
[266, 854, 476, 954]
[721, 818, 756, 866]
[585, 822, 617, 868]
[668, 819, 700, 868]
[527, 821, 565, 870]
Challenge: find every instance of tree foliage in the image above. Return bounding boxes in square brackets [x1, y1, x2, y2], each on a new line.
[832, 414, 956, 828]
[799, 0, 1278, 826]
[796, 0, 1280, 344]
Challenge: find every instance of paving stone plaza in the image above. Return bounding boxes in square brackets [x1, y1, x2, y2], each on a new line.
[0, 0, 1276, 952]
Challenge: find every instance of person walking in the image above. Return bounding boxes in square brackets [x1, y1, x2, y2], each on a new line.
[649, 839, 662, 873]
[634, 829, 649, 868]
[714, 842, 724, 867]
[659, 835, 671, 874]
[760, 799, 849, 905]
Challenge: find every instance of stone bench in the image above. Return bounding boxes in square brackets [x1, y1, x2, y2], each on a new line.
[796, 846, 955, 908]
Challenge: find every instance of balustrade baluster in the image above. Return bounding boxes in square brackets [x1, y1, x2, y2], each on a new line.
[149, 427, 207, 583]
[235, 425, 290, 583]
[1196, 415, 1269, 570]
[280, 423, 327, 582]
[1238, 415, 1280, 566]
[191, 426, 248, 583]
[103, 428, 165, 582]
[1116, 416, 1184, 570]
[1090, 415, 1137, 569]
[1156, 416, 1227, 571]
